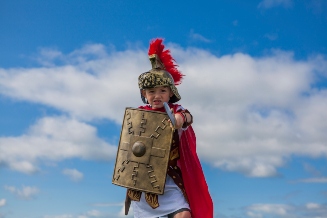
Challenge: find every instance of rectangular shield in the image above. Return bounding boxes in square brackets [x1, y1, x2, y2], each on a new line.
[112, 107, 173, 195]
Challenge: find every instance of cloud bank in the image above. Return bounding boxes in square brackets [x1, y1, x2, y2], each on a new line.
[0, 116, 116, 173]
[0, 43, 327, 177]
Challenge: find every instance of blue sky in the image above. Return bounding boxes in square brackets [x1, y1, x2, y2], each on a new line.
[0, 0, 327, 218]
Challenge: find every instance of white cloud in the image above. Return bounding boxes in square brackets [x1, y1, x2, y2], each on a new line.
[306, 203, 320, 209]
[0, 46, 144, 122]
[1, 43, 327, 177]
[175, 48, 327, 177]
[0, 199, 6, 207]
[0, 116, 117, 174]
[246, 203, 327, 218]
[247, 204, 290, 216]
[62, 168, 84, 182]
[4, 185, 39, 200]
[43, 209, 120, 218]
[258, 0, 293, 9]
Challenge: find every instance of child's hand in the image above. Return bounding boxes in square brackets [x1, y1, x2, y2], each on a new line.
[174, 113, 185, 129]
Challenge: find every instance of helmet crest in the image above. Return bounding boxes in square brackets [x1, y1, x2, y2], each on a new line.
[148, 38, 184, 85]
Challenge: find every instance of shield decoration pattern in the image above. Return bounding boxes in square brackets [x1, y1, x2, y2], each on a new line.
[112, 107, 173, 195]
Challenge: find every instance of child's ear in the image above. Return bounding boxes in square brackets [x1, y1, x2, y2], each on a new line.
[141, 89, 146, 97]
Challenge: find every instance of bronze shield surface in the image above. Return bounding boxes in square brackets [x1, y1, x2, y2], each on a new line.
[112, 108, 173, 195]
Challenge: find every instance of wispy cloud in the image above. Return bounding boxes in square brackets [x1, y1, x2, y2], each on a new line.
[4, 185, 39, 200]
[62, 168, 84, 182]
[189, 30, 211, 43]
[43, 209, 130, 218]
[293, 177, 327, 183]
[92, 202, 134, 217]
[258, 0, 293, 9]
[306, 202, 321, 209]
[303, 162, 322, 177]
[43, 215, 75, 218]
[264, 33, 278, 41]
[84, 210, 102, 217]
[0, 199, 6, 207]
[93, 202, 124, 207]
[246, 202, 327, 218]
[247, 204, 291, 217]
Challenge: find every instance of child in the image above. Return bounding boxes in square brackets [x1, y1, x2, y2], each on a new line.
[126, 38, 213, 218]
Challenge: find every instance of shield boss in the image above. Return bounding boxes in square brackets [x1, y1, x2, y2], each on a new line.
[112, 107, 173, 195]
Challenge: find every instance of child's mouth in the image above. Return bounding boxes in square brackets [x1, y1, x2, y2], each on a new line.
[153, 100, 161, 105]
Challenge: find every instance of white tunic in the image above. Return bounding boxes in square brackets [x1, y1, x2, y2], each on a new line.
[131, 175, 190, 218]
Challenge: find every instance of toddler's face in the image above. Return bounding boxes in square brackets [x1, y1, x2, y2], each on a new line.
[142, 86, 173, 109]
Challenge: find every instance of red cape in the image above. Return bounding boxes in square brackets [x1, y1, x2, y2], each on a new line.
[139, 104, 213, 218]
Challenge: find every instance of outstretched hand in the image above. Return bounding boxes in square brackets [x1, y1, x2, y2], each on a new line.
[174, 113, 185, 129]
[168, 112, 184, 130]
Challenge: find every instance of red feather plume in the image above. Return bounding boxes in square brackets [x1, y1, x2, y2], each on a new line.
[148, 38, 184, 85]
